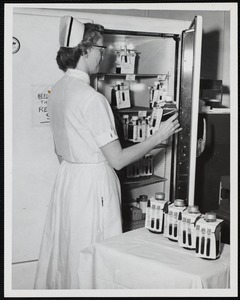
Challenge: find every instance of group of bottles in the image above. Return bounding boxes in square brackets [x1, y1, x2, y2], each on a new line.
[121, 109, 164, 143]
[126, 154, 153, 178]
[115, 46, 137, 74]
[111, 81, 131, 109]
[145, 195, 223, 260]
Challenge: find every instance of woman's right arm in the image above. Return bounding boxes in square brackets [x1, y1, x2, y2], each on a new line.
[101, 112, 181, 170]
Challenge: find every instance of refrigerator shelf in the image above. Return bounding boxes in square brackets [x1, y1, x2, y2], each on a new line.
[120, 140, 168, 149]
[122, 175, 167, 189]
[113, 106, 152, 114]
[97, 73, 169, 80]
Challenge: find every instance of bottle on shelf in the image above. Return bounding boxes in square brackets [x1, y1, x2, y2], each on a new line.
[122, 114, 129, 141]
[128, 116, 138, 142]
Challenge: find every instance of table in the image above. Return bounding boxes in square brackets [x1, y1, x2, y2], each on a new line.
[77, 228, 230, 289]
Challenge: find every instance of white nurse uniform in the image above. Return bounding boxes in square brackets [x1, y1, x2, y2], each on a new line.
[34, 68, 122, 289]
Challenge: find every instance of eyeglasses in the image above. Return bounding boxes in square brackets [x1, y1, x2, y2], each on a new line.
[93, 45, 107, 54]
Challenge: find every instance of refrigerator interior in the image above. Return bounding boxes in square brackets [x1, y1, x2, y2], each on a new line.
[95, 30, 178, 204]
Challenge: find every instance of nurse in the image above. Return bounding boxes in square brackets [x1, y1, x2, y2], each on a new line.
[34, 16, 181, 289]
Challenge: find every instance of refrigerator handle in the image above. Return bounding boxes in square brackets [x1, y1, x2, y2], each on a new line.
[197, 117, 206, 157]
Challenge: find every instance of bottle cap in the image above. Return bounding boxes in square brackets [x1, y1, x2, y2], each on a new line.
[155, 192, 165, 200]
[204, 212, 217, 222]
[188, 205, 199, 213]
[174, 199, 185, 207]
[139, 195, 148, 201]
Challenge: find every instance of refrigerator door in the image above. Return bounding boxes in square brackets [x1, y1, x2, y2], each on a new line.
[174, 16, 202, 206]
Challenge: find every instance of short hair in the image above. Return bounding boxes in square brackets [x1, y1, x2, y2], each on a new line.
[56, 23, 104, 72]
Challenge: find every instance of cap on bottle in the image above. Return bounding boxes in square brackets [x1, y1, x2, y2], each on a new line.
[139, 195, 148, 201]
[188, 205, 199, 213]
[132, 116, 139, 121]
[204, 212, 217, 222]
[155, 192, 165, 200]
[174, 199, 185, 207]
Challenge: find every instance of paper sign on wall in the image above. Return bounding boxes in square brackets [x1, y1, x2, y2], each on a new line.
[32, 85, 52, 126]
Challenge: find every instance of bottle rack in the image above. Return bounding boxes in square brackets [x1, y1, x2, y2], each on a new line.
[121, 174, 167, 189]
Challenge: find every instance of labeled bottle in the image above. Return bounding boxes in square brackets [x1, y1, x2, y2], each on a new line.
[139, 194, 148, 217]
[182, 217, 187, 244]
[152, 81, 160, 107]
[122, 114, 129, 141]
[200, 228, 206, 255]
[145, 199, 151, 228]
[121, 82, 125, 102]
[141, 117, 147, 141]
[187, 219, 192, 246]
[204, 212, 217, 258]
[137, 118, 143, 142]
[124, 45, 128, 63]
[148, 86, 154, 108]
[151, 205, 156, 229]
[167, 199, 186, 241]
[195, 224, 200, 253]
[128, 116, 138, 142]
[206, 228, 211, 257]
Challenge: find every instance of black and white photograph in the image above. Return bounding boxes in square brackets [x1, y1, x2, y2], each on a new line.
[4, 2, 238, 298]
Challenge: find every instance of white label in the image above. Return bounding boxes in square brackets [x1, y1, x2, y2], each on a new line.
[138, 111, 147, 118]
[126, 74, 136, 81]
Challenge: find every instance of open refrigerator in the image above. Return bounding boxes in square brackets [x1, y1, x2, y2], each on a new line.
[91, 14, 202, 230]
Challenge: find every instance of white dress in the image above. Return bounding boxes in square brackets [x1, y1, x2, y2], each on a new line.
[34, 69, 122, 289]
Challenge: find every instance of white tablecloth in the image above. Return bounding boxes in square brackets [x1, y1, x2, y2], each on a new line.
[78, 228, 230, 289]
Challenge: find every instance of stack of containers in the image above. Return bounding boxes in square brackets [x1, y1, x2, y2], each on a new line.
[178, 205, 202, 249]
[163, 199, 187, 241]
[144, 195, 224, 260]
[145, 192, 170, 233]
[195, 212, 223, 259]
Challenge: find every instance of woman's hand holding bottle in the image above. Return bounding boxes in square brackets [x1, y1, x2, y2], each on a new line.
[157, 113, 182, 142]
